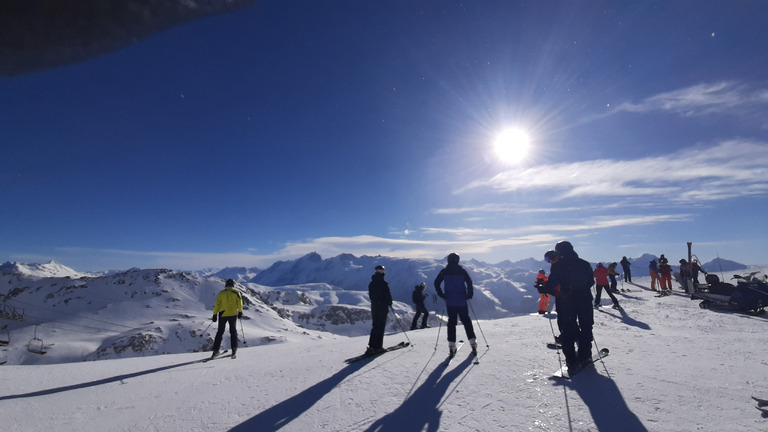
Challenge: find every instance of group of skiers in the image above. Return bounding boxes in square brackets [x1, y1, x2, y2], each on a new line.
[364, 253, 478, 358]
[648, 255, 672, 291]
[647, 254, 706, 293]
[207, 245, 705, 373]
[537, 260, 624, 314]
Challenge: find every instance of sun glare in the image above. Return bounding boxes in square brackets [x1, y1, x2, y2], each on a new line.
[493, 128, 530, 164]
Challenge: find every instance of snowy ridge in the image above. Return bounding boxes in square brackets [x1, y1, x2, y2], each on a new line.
[0, 260, 90, 278]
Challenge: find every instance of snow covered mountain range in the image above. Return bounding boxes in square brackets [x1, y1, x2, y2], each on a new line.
[0, 253, 750, 366]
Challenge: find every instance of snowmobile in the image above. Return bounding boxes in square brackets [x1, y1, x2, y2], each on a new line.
[692, 272, 768, 314]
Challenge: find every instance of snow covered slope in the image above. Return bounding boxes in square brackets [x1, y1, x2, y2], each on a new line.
[0, 253, 760, 366]
[3, 272, 768, 431]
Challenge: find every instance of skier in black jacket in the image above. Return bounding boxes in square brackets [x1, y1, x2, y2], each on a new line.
[539, 241, 595, 371]
[620, 256, 632, 283]
[365, 265, 393, 355]
[410, 283, 430, 329]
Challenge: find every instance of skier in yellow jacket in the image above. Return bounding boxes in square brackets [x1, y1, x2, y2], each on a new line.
[211, 279, 243, 359]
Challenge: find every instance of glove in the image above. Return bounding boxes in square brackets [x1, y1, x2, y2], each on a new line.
[465, 293, 473, 300]
[437, 292, 446, 299]
[211, 314, 217, 323]
[237, 312, 243, 319]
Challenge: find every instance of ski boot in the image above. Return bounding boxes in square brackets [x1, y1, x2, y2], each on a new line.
[469, 338, 478, 356]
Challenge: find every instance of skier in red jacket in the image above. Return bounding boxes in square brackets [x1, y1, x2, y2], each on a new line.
[535, 270, 550, 314]
[593, 263, 621, 310]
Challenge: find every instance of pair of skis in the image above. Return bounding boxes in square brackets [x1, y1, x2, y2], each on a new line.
[442, 340, 479, 366]
[344, 341, 410, 363]
[753, 396, 768, 414]
[553, 348, 610, 379]
[202, 350, 234, 362]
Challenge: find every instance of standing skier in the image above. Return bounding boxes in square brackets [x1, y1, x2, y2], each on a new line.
[649, 259, 661, 291]
[434, 253, 477, 356]
[593, 263, 621, 310]
[679, 259, 693, 292]
[365, 265, 393, 355]
[535, 270, 550, 314]
[658, 259, 673, 292]
[691, 259, 708, 287]
[211, 278, 243, 359]
[539, 241, 595, 371]
[607, 262, 620, 292]
[620, 256, 632, 283]
[411, 283, 430, 329]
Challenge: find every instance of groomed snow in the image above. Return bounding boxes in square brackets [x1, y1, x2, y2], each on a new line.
[3, 274, 767, 431]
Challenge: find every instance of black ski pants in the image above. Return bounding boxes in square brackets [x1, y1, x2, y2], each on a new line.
[368, 303, 389, 350]
[446, 306, 475, 343]
[595, 284, 619, 307]
[555, 291, 594, 364]
[212, 315, 238, 353]
[622, 267, 632, 283]
[411, 302, 429, 328]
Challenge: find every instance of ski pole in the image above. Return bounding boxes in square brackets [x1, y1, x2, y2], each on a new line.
[591, 333, 611, 378]
[547, 317, 564, 371]
[390, 306, 413, 347]
[200, 320, 213, 337]
[467, 300, 489, 348]
[433, 302, 445, 351]
[239, 317, 247, 345]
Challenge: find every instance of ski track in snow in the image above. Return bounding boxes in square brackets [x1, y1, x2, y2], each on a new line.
[2, 275, 768, 431]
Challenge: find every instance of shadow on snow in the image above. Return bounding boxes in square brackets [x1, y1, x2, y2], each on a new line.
[0, 358, 202, 401]
[229, 359, 370, 431]
[363, 355, 474, 432]
[596, 308, 651, 331]
[551, 368, 647, 432]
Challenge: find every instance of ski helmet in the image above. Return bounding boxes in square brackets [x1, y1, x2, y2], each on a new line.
[225, 278, 235, 287]
[544, 250, 559, 263]
[555, 240, 574, 255]
[374, 265, 386, 274]
[539, 269, 545, 274]
[447, 253, 460, 264]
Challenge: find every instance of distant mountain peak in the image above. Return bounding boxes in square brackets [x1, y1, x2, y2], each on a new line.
[0, 260, 87, 278]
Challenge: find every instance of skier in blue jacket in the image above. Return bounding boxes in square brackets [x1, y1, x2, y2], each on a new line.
[434, 253, 477, 357]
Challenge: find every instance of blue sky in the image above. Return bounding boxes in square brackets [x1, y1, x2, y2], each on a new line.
[2, 1, 768, 271]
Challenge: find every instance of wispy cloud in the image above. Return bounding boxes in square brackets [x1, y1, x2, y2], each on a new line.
[44, 209, 696, 271]
[267, 213, 692, 262]
[614, 81, 768, 117]
[52, 247, 265, 272]
[457, 139, 768, 204]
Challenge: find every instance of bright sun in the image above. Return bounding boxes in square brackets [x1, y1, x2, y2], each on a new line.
[493, 128, 530, 164]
